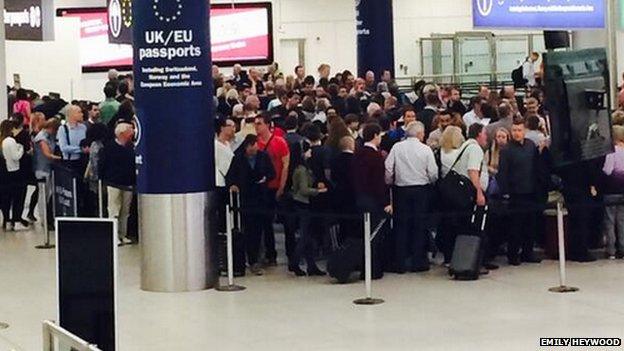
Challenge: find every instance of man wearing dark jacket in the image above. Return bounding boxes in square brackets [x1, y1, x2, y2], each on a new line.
[226, 134, 275, 275]
[351, 123, 392, 279]
[497, 120, 542, 265]
[100, 122, 136, 245]
[331, 136, 357, 242]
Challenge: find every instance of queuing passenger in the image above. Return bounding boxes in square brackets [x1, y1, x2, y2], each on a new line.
[58, 105, 87, 171]
[497, 119, 541, 265]
[289, 142, 328, 276]
[100, 123, 136, 245]
[427, 110, 453, 149]
[436, 125, 465, 264]
[331, 136, 357, 241]
[215, 118, 236, 238]
[486, 102, 514, 144]
[352, 123, 391, 279]
[0, 119, 26, 230]
[255, 113, 290, 265]
[463, 97, 488, 129]
[385, 122, 438, 273]
[10, 113, 36, 223]
[99, 82, 121, 126]
[13, 89, 31, 128]
[602, 126, 624, 259]
[32, 118, 61, 228]
[447, 87, 466, 116]
[227, 134, 275, 275]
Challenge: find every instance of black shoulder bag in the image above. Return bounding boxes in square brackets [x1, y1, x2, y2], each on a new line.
[438, 143, 477, 210]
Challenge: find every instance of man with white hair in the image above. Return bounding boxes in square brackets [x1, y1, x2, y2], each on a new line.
[100, 122, 136, 245]
[385, 121, 438, 273]
[366, 102, 382, 117]
[107, 69, 119, 82]
[58, 105, 87, 170]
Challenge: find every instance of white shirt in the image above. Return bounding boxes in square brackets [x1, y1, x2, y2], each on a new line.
[385, 138, 438, 186]
[441, 140, 488, 191]
[364, 142, 378, 152]
[523, 60, 537, 87]
[463, 110, 490, 128]
[215, 139, 234, 188]
[1, 137, 24, 172]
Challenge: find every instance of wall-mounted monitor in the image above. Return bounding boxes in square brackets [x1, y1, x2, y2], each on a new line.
[57, 7, 133, 73]
[57, 2, 274, 73]
[472, 0, 605, 29]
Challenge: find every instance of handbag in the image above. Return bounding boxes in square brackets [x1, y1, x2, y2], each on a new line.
[438, 143, 477, 210]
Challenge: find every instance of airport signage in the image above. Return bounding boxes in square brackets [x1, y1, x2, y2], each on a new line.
[133, 0, 215, 194]
[4, 0, 54, 41]
[473, 0, 606, 29]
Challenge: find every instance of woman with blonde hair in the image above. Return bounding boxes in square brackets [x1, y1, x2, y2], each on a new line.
[485, 127, 510, 197]
[436, 125, 466, 265]
[439, 125, 466, 177]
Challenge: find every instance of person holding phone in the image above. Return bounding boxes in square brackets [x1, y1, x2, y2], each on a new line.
[227, 134, 276, 276]
[289, 142, 328, 276]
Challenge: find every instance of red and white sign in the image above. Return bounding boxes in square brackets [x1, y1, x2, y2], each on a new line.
[59, 6, 272, 71]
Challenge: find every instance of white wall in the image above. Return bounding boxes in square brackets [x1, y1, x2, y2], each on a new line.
[4, 0, 623, 101]
[6, 17, 82, 99]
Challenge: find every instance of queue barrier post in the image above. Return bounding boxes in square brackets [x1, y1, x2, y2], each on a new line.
[98, 180, 104, 218]
[354, 212, 384, 305]
[549, 201, 579, 293]
[216, 200, 246, 292]
[35, 179, 55, 250]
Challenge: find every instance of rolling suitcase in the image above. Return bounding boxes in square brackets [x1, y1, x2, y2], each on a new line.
[327, 238, 364, 284]
[449, 206, 488, 281]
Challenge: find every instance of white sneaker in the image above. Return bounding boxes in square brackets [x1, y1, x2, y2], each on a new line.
[118, 237, 133, 246]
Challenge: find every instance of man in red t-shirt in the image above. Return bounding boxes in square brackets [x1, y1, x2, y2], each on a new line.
[255, 114, 290, 265]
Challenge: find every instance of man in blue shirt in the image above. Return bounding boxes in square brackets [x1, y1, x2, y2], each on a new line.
[57, 105, 87, 165]
[57, 104, 89, 215]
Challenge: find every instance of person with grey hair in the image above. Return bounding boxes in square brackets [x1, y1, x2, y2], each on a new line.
[384, 121, 439, 273]
[107, 69, 119, 82]
[100, 122, 136, 245]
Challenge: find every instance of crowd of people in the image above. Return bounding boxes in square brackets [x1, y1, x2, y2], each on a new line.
[0, 70, 138, 245]
[2, 61, 624, 283]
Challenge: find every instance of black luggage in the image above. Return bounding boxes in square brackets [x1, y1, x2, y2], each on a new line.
[327, 238, 363, 284]
[449, 206, 488, 281]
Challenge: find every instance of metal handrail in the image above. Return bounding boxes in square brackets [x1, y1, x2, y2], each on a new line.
[42, 321, 102, 351]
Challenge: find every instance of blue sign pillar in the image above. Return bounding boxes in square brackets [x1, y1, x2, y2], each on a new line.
[133, 0, 217, 292]
[356, 0, 395, 78]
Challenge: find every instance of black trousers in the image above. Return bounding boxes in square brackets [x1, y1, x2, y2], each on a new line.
[242, 196, 265, 266]
[393, 185, 430, 271]
[1, 172, 26, 223]
[260, 189, 278, 261]
[507, 194, 537, 260]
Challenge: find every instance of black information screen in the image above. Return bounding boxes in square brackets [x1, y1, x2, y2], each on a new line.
[57, 219, 116, 351]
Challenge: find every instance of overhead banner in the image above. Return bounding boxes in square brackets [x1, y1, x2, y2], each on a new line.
[356, 0, 395, 78]
[473, 0, 606, 29]
[4, 0, 54, 41]
[133, 0, 214, 194]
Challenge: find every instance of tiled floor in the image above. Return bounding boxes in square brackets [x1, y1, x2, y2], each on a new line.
[1, 226, 623, 351]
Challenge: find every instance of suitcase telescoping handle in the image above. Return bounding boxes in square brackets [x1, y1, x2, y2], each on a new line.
[470, 205, 489, 233]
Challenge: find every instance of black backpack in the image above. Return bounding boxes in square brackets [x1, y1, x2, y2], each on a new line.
[511, 65, 527, 88]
